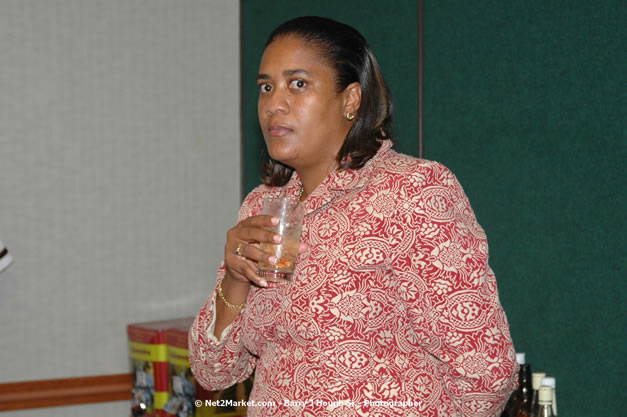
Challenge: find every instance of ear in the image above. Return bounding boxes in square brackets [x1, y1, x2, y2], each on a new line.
[342, 82, 362, 115]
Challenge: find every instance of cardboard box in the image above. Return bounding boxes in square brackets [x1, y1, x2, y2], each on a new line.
[129, 317, 252, 417]
[128, 318, 194, 417]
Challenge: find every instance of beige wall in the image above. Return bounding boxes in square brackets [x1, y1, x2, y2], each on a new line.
[0, 0, 240, 415]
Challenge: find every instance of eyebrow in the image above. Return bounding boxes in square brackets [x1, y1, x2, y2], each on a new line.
[256, 69, 313, 81]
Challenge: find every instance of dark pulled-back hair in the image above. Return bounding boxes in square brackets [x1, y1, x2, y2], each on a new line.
[261, 16, 394, 186]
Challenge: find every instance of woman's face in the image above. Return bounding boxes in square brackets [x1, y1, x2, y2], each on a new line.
[257, 36, 355, 173]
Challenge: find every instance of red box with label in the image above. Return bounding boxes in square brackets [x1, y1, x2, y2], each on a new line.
[127, 318, 195, 417]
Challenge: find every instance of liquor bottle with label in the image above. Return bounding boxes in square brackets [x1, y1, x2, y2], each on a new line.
[540, 376, 557, 416]
[529, 372, 546, 417]
[536, 386, 555, 417]
[504, 353, 533, 417]
[500, 353, 527, 417]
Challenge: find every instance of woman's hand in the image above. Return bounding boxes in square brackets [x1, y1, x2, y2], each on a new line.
[224, 214, 308, 288]
[215, 213, 307, 337]
[225, 214, 279, 287]
[223, 215, 273, 287]
[214, 215, 282, 336]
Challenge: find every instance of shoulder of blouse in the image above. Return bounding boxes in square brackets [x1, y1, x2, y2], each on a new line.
[238, 183, 273, 220]
[242, 183, 271, 203]
[372, 148, 461, 195]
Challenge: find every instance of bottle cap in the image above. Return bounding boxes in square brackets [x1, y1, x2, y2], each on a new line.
[532, 372, 546, 389]
[516, 353, 526, 364]
[538, 386, 553, 403]
[541, 376, 556, 388]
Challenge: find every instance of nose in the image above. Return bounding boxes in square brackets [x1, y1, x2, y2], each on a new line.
[263, 86, 289, 115]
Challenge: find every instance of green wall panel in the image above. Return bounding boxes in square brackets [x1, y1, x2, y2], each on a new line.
[424, 1, 626, 416]
[241, 1, 626, 416]
[242, 0, 418, 194]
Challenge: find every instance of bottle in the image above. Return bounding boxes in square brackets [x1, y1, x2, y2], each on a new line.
[540, 376, 557, 416]
[530, 372, 546, 417]
[507, 353, 533, 417]
[500, 353, 528, 417]
[536, 386, 555, 417]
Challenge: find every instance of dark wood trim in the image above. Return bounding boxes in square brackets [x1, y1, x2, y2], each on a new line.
[0, 373, 132, 411]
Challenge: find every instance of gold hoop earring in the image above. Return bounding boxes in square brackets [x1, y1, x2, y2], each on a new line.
[346, 112, 355, 121]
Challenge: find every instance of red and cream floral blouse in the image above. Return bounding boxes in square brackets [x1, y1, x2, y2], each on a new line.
[189, 140, 517, 417]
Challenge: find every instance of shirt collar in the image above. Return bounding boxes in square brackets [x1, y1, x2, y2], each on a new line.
[284, 139, 393, 214]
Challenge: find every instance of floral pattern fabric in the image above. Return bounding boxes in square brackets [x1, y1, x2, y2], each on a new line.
[189, 140, 517, 417]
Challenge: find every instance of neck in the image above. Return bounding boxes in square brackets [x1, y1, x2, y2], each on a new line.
[296, 160, 338, 201]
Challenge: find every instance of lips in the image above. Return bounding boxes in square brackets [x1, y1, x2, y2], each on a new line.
[268, 124, 292, 137]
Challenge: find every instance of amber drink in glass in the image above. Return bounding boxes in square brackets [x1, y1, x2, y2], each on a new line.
[257, 196, 305, 282]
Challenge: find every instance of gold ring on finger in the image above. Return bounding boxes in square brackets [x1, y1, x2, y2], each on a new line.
[234, 243, 244, 257]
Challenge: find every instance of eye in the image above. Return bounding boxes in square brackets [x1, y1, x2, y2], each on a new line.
[289, 79, 306, 89]
[258, 83, 272, 93]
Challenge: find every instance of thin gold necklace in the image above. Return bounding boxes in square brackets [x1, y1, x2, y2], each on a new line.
[298, 186, 304, 201]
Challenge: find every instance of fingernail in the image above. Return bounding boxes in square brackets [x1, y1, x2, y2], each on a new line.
[271, 217, 279, 225]
[273, 235, 281, 243]
[259, 279, 268, 287]
[269, 256, 278, 264]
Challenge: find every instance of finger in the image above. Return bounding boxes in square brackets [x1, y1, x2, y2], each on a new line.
[242, 258, 269, 287]
[228, 257, 268, 287]
[228, 215, 281, 245]
[236, 227, 282, 245]
[239, 214, 279, 228]
[233, 242, 278, 266]
[233, 241, 245, 257]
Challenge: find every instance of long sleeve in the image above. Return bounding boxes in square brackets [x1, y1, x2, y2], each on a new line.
[188, 264, 256, 391]
[188, 188, 267, 392]
[390, 162, 518, 416]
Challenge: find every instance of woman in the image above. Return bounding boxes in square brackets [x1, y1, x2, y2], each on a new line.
[190, 16, 517, 417]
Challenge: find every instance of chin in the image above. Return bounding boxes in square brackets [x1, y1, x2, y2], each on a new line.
[270, 153, 298, 169]
[266, 140, 298, 164]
